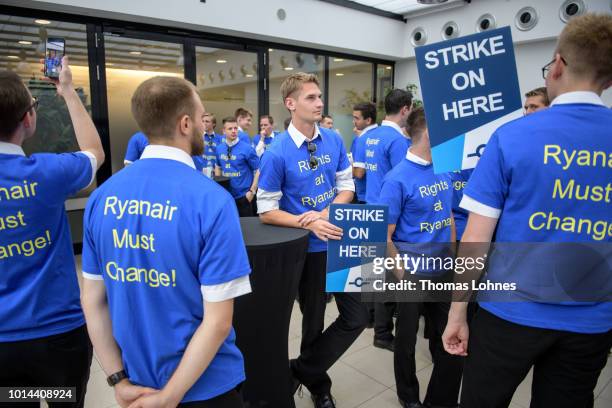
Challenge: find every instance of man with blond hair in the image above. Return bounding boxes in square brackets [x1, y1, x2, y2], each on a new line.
[523, 86, 550, 115]
[443, 13, 612, 408]
[257, 72, 368, 408]
[81, 76, 251, 407]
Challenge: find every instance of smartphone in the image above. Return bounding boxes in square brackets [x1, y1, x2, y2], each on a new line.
[44, 37, 65, 78]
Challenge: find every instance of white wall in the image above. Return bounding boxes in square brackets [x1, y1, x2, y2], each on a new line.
[5, 0, 407, 60]
[395, 0, 612, 106]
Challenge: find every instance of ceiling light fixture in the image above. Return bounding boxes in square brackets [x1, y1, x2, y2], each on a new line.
[216, 59, 227, 63]
[333, 58, 344, 62]
[35, 19, 51, 25]
[129, 51, 142, 55]
[335, 73, 344, 76]
[18, 40, 33, 45]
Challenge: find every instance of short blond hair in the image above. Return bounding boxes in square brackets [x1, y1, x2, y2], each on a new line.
[556, 13, 612, 87]
[131, 76, 197, 140]
[280, 72, 320, 103]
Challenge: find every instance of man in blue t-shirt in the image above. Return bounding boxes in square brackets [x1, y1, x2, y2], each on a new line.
[443, 14, 612, 408]
[124, 131, 148, 166]
[81, 76, 251, 408]
[0, 57, 105, 407]
[257, 73, 368, 408]
[351, 102, 378, 205]
[378, 108, 461, 408]
[363, 89, 412, 204]
[252, 115, 279, 157]
[202, 113, 222, 178]
[235, 107, 254, 145]
[215, 117, 259, 217]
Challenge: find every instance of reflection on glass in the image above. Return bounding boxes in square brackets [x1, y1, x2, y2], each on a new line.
[0, 14, 95, 197]
[376, 64, 393, 121]
[195, 46, 258, 140]
[105, 36, 183, 173]
[328, 58, 373, 147]
[269, 51, 324, 134]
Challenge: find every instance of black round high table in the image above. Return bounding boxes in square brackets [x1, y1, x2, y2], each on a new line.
[213, 175, 230, 192]
[234, 217, 309, 408]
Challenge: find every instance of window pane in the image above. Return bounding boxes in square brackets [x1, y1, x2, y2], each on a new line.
[376, 64, 394, 121]
[328, 58, 373, 147]
[269, 50, 324, 133]
[104, 36, 184, 173]
[0, 14, 95, 197]
[196, 46, 258, 139]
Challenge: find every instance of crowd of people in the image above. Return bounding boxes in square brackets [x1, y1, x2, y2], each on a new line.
[0, 12, 610, 408]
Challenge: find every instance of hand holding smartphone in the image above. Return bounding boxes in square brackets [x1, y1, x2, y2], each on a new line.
[44, 37, 65, 79]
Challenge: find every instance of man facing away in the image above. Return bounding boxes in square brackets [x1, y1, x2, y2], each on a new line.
[0, 57, 105, 408]
[81, 76, 252, 408]
[257, 72, 369, 408]
[443, 13, 612, 408]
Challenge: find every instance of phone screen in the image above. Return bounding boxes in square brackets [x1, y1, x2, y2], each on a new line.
[44, 38, 65, 78]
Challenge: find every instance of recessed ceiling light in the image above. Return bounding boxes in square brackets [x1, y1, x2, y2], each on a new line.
[268, 48, 274, 52]
[385, 66, 392, 70]
[107, 63, 115, 66]
[7, 55, 20, 59]
[18, 40, 32, 45]
[283, 67, 294, 71]
[335, 73, 344, 76]
[245, 74, 254, 77]
[129, 51, 142, 55]
[216, 59, 227, 63]
[35, 19, 51, 25]
[333, 58, 344, 62]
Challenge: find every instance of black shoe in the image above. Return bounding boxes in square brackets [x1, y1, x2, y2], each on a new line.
[373, 337, 395, 352]
[289, 359, 302, 397]
[399, 400, 424, 408]
[311, 392, 336, 408]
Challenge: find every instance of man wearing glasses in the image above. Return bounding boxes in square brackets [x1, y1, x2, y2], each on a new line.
[443, 13, 612, 407]
[0, 57, 105, 407]
[257, 73, 369, 408]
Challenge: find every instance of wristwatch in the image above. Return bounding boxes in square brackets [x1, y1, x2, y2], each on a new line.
[107, 370, 128, 387]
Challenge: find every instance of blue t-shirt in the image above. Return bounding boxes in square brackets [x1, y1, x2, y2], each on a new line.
[450, 169, 472, 240]
[0, 148, 93, 341]
[351, 134, 367, 202]
[81, 152, 250, 402]
[462, 99, 612, 334]
[379, 156, 453, 244]
[363, 123, 411, 204]
[252, 132, 279, 151]
[237, 130, 251, 145]
[124, 132, 149, 163]
[258, 127, 351, 252]
[202, 133, 222, 169]
[216, 141, 259, 199]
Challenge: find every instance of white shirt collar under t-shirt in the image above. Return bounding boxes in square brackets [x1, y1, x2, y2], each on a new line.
[288, 122, 322, 148]
[226, 138, 240, 147]
[0, 141, 26, 156]
[406, 149, 431, 165]
[381, 120, 404, 136]
[140, 145, 195, 169]
[550, 91, 605, 107]
[360, 124, 378, 136]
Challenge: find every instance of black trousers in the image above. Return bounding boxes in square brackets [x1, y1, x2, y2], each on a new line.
[179, 388, 243, 407]
[234, 196, 255, 217]
[0, 325, 93, 408]
[461, 308, 612, 408]
[293, 251, 370, 394]
[395, 302, 464, 406]
[374, 301, 396, 341]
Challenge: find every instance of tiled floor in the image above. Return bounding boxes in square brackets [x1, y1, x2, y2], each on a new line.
[63, 257, 612, 407]
[55, 299, 611, 408]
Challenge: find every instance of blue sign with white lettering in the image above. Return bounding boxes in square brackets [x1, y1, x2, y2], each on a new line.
[326, 204, 388, 292]
[415, 26, 522, 173]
